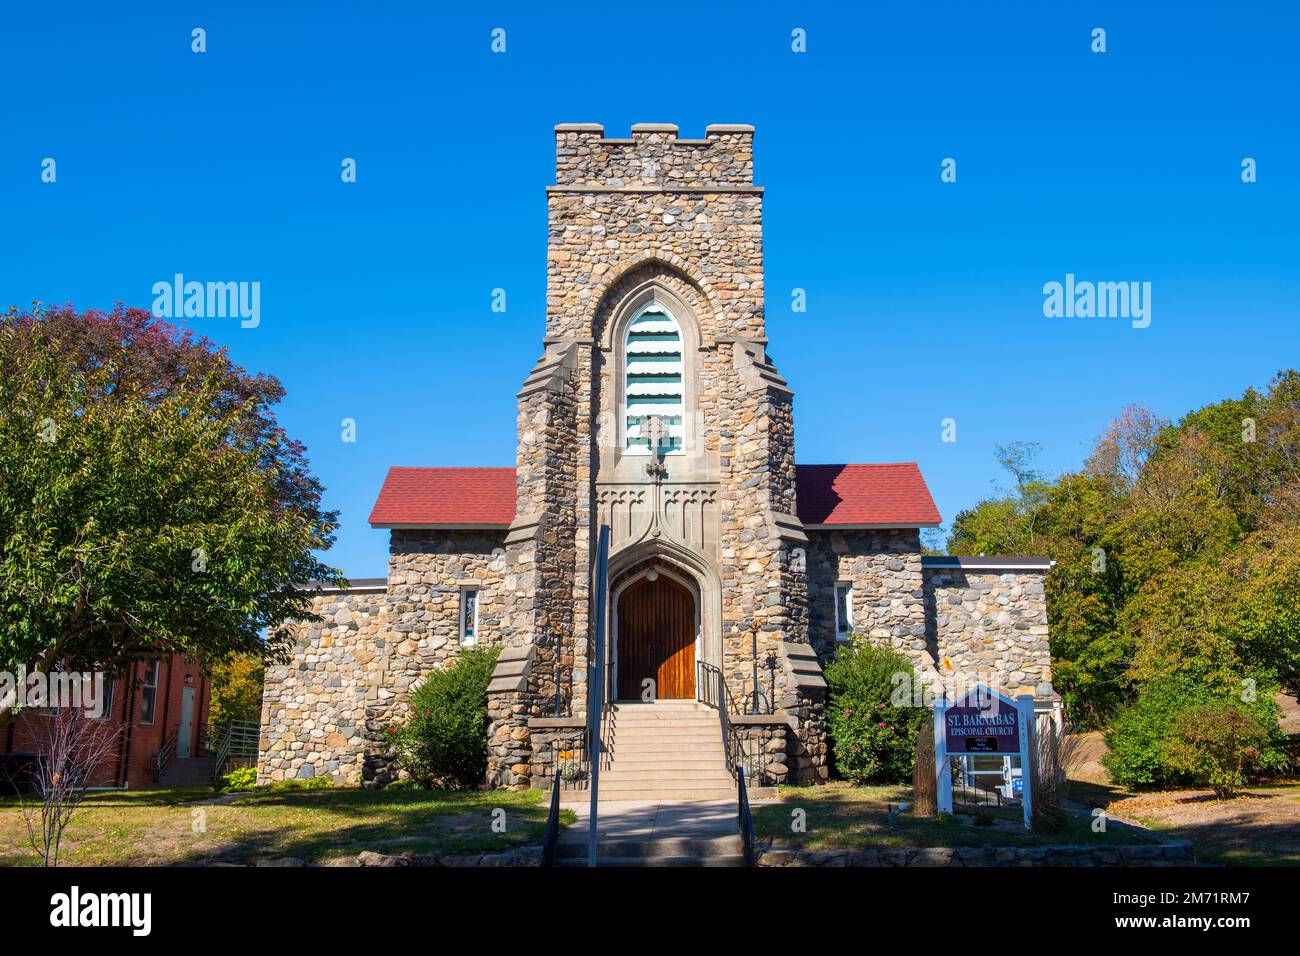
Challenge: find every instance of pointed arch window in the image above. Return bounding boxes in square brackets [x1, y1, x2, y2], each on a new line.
[623, 301, 684, 455]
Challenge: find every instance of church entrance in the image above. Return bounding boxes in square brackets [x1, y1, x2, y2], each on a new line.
[615, 571, 696, 701]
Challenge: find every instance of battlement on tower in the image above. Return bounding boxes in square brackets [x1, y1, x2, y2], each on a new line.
[552, 122, 756, 190]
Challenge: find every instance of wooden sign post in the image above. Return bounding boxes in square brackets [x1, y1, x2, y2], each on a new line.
[935, 685, 1036, 829]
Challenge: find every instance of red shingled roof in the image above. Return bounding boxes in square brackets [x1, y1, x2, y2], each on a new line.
[794, 463, 940, 527]
[369, 462, 939, 528]
[368, 467, 517, 527]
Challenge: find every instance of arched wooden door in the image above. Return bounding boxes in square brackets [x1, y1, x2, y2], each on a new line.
[616, 574, 696, 700]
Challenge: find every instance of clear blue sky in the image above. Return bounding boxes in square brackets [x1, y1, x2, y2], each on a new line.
[3, 1, 1297, 577]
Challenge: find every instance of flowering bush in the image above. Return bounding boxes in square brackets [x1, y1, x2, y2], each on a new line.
[824, 640, 926, 784]
[826, 702, 921, 783]
[384, 647, 499, 789]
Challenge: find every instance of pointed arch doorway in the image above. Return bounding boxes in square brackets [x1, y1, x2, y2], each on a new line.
[614, 568, 697, 701]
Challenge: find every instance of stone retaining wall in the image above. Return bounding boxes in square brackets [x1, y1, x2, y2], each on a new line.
[757, 843, 1194, 867]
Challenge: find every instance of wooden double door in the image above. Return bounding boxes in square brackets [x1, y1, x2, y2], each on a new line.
[616, 574, 696, 700]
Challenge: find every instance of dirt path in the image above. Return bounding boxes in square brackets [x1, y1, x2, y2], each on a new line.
[1104, 787, 1300, 865]
[1062, 722, 1300, 865]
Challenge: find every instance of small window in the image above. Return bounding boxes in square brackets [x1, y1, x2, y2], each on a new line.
[460, 590, 479, 646]
[834, 584, 853, 641]
[139, 659, 160, 725]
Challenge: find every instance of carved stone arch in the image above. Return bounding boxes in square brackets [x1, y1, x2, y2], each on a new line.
[593, 257, 715, 350]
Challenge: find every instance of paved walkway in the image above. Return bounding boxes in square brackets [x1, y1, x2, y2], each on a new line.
[559, 799, 740, 844]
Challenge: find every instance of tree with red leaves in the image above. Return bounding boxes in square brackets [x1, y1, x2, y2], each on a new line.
[0, 304, 344, 719]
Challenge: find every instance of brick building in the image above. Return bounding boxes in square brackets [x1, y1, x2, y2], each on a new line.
[2, 654, 211, 789]
[258, 123, 1054, 792]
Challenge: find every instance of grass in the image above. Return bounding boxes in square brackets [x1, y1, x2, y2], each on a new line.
[753, 781, 1159, 852]
[0, 785, 575, 867]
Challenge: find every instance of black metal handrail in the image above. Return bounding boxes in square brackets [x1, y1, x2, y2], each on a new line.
[585, 525, 611, 867]
[697, 660, 756, 866]
[737, 755, 755, 866]
[541, 744, 563, 867]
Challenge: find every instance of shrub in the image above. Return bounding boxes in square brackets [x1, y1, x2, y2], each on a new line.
[1163, 704, 1272, 799]
[385, 647, 499, 790]
[218, 766, 258, 793]
[824, 639, 926, 784]
[1103, 676, 1286, 789]
[269, 775, 333, 792]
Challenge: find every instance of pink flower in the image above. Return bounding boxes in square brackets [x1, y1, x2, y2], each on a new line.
[877, 722, 886, 728]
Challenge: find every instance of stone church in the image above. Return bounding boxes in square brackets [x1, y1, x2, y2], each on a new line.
[258, 123, 1054, 792]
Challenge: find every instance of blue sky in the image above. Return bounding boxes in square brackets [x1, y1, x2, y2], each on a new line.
[3, 1, 1297, 577]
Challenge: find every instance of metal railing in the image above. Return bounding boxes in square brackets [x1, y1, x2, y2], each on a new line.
[697, 661, 757, 866]
[584, 524, 611, 867]
[152, 730, 179, 781]
[541, 752, 563, 867]
[208, 719, 261, 781]
[736, 755, 755, 866]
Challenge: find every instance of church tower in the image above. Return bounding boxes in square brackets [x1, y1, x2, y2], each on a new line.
[489, 123, 828, 786]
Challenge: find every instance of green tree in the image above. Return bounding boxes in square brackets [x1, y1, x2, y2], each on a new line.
[0, 305, 343, 720]
[208, 653, 266, 728]
[943, 372, 1300, 728]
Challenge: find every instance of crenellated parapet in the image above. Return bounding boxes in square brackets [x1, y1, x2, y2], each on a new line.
[553, 123, 757, 191]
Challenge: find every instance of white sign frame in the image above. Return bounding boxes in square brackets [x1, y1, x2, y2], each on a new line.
[933, 686, 1036, 829]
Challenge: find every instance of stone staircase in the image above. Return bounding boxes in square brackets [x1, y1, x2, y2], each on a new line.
[554, 798, 746, 867]
[551, 701, 777, 866]
[595, 700, 735, 802]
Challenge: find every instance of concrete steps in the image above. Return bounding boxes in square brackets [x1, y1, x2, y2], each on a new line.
[158, 756, 218, 787]
[588, 701, 736, 803]
[555, 822, 745, 867]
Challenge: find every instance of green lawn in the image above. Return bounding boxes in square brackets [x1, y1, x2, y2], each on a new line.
[0, 785, 574, 867]
[753, 781, 1159, 851]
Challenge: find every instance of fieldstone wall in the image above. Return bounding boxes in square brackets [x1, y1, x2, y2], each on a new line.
[258, 587, 385, 786]
[733, 716, 793, 786]
[805, 535, 1053, 701]
[922, 567, 1052, 698]
[805, 529, 929, 668]
[258, 530, 508, 787]
[554, 123, 754, 189]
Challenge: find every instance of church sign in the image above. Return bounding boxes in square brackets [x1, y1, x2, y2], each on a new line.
[933, 685, 1037, 828]
[943, 695, 1021, 754]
